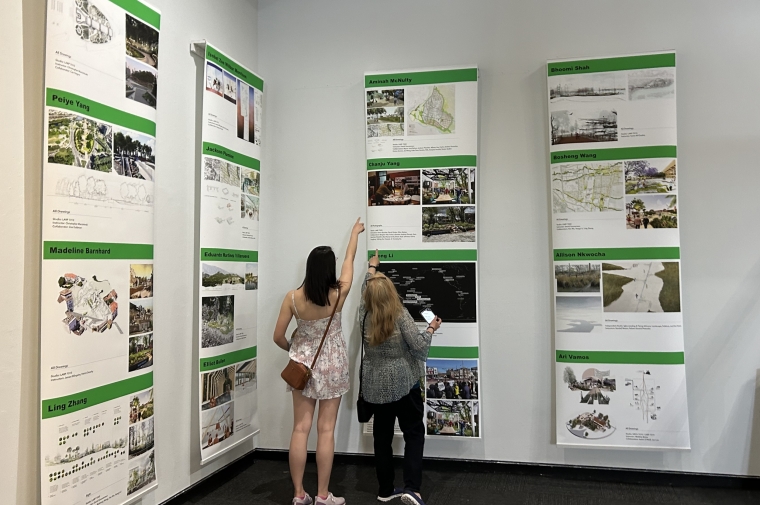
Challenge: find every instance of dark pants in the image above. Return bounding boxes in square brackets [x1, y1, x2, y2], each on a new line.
[371, 385, 425, 495]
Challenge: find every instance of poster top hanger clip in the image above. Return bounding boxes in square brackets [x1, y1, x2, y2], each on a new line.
[190, 40, 207, 58]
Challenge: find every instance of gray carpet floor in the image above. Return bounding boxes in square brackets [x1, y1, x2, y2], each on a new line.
[169, 456, 760, 505]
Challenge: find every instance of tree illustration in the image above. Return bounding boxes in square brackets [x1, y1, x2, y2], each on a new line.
[630, 198, 646, 213]
[563, 366, 577, 385]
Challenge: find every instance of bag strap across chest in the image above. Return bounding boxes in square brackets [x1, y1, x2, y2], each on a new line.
[309, 286, 341, 369]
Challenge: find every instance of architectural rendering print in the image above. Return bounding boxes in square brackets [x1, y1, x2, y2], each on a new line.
[126, 450, 155, 495]
[563, 367, 616, 405]
[57, 273, 119, 334]
[602, 262, 681, 313]
[129, 298, 153, 335]
[551, 109, 618, 144]
[126, 14, 159, 69]
[48, 110, 112, 171]
[628, 68, 675, 100]
[201, 366, 235, 410]
[555, 296, 602, 333]
[114, 128, 156, 180]
[625, 159, 676, 194]
[566, 410, 615, 439]
[549, 72, 626, 102]
[555, 263, 601, 293]
[74, 0, 113, 44]
[425, 400, 477, 437]
[625, 194, 678, 229]
[201, 295, 235, 348]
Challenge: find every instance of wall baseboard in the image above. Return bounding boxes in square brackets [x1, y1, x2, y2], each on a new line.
[164, 447, 760, 503]
[254, 448, 760, 489]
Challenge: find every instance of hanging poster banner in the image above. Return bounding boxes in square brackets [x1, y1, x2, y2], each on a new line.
[364, 68, 481, 438]
[195, 42, 262, 464]
[40, 1, 160, 504]
[547, 52, 690, 449]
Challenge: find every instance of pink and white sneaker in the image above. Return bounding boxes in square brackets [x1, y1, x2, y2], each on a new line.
[315, 493, 346, 505]
[293, 493, 313, 505]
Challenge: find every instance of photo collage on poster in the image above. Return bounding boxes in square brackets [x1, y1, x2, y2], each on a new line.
[201, 154, 260, 240]
[554, 361, 688, 447]
[41, 2, 161, 504]
[364, 69, 477, 158]
[205, 56, 263, 146]
[423, 358, 480, 438]
[548, 54, 678, 238]
[364, 68, 481, 438]
[548, 53, 689, 449]
[198, 43, 263, 463]
[41, 383, 156, 500]
[367, 167, 476, 246]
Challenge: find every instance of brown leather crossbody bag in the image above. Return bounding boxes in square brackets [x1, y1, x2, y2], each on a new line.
[281, 288, 340, 390]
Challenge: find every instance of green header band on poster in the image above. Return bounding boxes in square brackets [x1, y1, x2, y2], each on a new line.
[110, 0, 161, 30]
[43, 241, 153, 260]
[368, 249, 477, 262]
[365, 68, 477, 87]
[550, 146, 677, 164]
[201, 248, 258, 262]
[41, 372, 153, 419]
[200, 347, 257, 372]
[553, 247, 680, 261]
[547, 53, 675, 76]
[556, 351, 684, 365]
[206, 44, 264, 91]
[202, 142, 260, 170]
[367, 155, 477, 170]
[47, 88, 156, 136]
[428, 346, 479, 359]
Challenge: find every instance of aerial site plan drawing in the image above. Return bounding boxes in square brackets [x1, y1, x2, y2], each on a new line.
[548, 52, 690, 450]
[407, 84, 456, 135]
[552, 161, 624, 213]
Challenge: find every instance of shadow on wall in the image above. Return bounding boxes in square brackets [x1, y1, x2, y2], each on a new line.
[749, 370, 760, 475]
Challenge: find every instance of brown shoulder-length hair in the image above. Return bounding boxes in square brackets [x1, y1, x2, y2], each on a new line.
[300, 246, 340, 306]
[363, 273, 403, 346]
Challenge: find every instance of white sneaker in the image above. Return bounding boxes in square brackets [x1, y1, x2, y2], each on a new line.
[315, 493, 346, 505]
[293, 493, 313, 505]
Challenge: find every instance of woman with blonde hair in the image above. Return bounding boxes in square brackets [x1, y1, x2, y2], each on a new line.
[359, 251, 441, 505]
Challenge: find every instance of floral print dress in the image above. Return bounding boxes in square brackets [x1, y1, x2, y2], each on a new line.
[287, 291, 350, 400]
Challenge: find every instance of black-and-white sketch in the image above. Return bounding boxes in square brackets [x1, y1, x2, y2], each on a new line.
[551, 109, 618, 145]
[549, 72, 626, 102]
[628, 68, 675, 100]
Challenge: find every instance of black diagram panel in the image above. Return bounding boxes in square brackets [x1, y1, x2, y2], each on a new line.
[379, 262, 477, 323]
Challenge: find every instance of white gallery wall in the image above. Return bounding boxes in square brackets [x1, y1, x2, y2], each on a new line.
[0, 1, 43, 504]
[256, 0, 760, 476]
[149, 0, 260, 502]
[3, 2, 760, 504]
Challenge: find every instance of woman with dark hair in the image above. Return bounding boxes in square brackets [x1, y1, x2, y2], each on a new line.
[360, 250, 442, 505]
[273, 218, 364, 505]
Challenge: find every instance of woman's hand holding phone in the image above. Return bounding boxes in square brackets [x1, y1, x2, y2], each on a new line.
[420, 309, 442, 332]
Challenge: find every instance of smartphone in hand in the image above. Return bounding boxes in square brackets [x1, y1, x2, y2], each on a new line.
[420, 308, 436, 324]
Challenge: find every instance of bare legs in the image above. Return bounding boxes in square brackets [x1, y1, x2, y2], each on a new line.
[290, 391, 316, 498]
[316, 396, 341, 497]
[289, 392, 342, 498]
